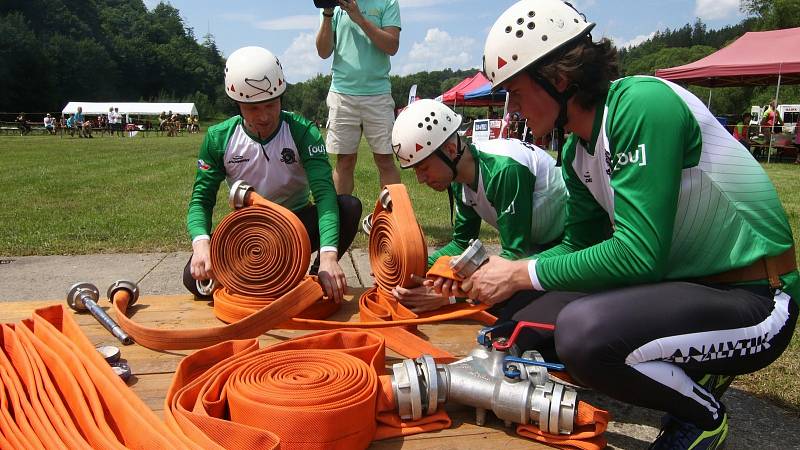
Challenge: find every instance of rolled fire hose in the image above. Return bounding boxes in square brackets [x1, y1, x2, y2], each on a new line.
[111, 184, 495, 351]
[164, 329, 452, 450]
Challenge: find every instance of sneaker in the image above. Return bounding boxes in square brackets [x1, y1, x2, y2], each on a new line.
[649, 413, 728, 450]
[696, 374, 734, 400]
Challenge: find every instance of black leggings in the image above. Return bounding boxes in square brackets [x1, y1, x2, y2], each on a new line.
[182, 194, 362, 297]
[493, 282, 798, 429]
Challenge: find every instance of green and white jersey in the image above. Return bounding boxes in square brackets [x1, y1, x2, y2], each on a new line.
[187, 112, 339, 251]
[532, 76, 798, 301]
[429, 139, 566, 266]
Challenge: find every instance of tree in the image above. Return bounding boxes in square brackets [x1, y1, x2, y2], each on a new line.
[741, 0, 800, 29]
[0, 13, 52, 111]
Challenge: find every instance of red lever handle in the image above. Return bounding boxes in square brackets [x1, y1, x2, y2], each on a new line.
[492, 320, 555, 350]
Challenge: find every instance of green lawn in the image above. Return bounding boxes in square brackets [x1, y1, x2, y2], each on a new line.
[0, 132, 496, 255]
[0, 132, 798, 413]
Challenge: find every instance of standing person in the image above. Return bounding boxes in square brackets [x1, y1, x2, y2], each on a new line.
[431, 2, 798, 449]
[107, 107, 114, 136]
[111, 106, 124, 137]
[389, 99, 566, 313]
[762, 99, 783, 134]
[315, 0, 402, 194]
[186, 46, 362, 303]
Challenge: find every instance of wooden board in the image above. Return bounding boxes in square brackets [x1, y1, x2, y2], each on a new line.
[0, 291, 552, 449]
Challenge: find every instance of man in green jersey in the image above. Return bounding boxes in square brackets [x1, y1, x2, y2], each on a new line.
[431, 1, 799, 449]
[389, 99, 566, 313]
[185, 46, 362, 303]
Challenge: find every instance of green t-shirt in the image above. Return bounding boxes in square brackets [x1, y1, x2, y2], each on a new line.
[187, 112, 340, 250]
[326, 0, 401, 95]
[533, 76, 798, 301]
[429, 139, 566, 267]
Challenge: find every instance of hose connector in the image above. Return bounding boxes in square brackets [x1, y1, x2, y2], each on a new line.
[228, 179, 254, 209]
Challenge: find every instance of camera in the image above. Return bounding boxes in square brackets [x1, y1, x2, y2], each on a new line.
[314, 0, 339, 8]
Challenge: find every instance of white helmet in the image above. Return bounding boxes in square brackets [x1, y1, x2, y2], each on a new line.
[392, 99, 462, 168]
[224, 46, 286, 103]
[483, 0, 595, 87]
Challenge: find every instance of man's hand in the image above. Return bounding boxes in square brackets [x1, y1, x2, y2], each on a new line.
[317, 251, 346, 303]
[459, 256, 532, 306]
[190, 239, 214, 281]
[337, 0, 365, 25]
[430, 276, 469, 299]
[393, 274, 450, 313]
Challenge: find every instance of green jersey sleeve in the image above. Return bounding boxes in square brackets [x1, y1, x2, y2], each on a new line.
[428, 185, 481, 268]
[186, 126, 228, 240]
[537, 81, 698, 291]
[486, 164, 537, 260]
[288, 112, 340, 250]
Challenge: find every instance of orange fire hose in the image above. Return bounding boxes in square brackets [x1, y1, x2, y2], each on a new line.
[0, 305, 199, 449]
[164, 329, 451, 450]
[112, 184, 494, 354]
[0, 306, 449, 450]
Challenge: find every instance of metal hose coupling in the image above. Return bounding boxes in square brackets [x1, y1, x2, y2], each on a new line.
[228, 180, 254, 210]
[391, 322, 578, 434]
[449, 238, 489, 279]
[67, 282, 134, 345]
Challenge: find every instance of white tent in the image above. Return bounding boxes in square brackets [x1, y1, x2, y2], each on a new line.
[61, 102, 198, 117]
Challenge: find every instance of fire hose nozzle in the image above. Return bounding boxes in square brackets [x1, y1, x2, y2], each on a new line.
[228, 179, 254, 209]
[391, 346, 578, 434]
[67, 282, 133, 345]
[449, 239, 489, 279]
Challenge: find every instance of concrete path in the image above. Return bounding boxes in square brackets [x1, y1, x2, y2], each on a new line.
[1, 250, 797, 449]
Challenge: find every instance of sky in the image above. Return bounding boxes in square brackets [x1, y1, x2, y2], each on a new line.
[144, 0, 748, 83]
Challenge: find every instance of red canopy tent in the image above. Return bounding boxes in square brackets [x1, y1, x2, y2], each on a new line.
[436, 72, 504, 107]
[656, 27, 800, 162]
[655, 27, 800, 87]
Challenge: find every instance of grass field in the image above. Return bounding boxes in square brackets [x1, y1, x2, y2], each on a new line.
[0, 132, 798, 414]
[0, 133, 496, 255]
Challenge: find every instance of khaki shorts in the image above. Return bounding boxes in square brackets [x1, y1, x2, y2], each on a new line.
[326, 91, 395, 155]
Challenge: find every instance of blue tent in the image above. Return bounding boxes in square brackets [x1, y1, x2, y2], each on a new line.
[463, 83, 507, 104]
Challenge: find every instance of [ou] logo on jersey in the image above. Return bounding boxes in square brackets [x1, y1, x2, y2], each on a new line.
[613, 144, 648, 171]
[197, 159, 211, 170]
[308, 144, 327, 156]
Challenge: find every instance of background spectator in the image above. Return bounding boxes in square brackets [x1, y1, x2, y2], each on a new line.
[761, 99, 783, 137]
[16, 112, 31, 136]
[733, 112, 751, 149]
[316, 0, 402, 195]
[43, 113, 55, 135]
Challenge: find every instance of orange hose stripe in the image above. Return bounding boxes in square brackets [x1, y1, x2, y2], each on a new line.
[1, 306, 199, 449]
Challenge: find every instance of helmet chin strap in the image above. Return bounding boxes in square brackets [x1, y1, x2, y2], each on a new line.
[433, 133, 465, 181]
[528, 72, 576, 166]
